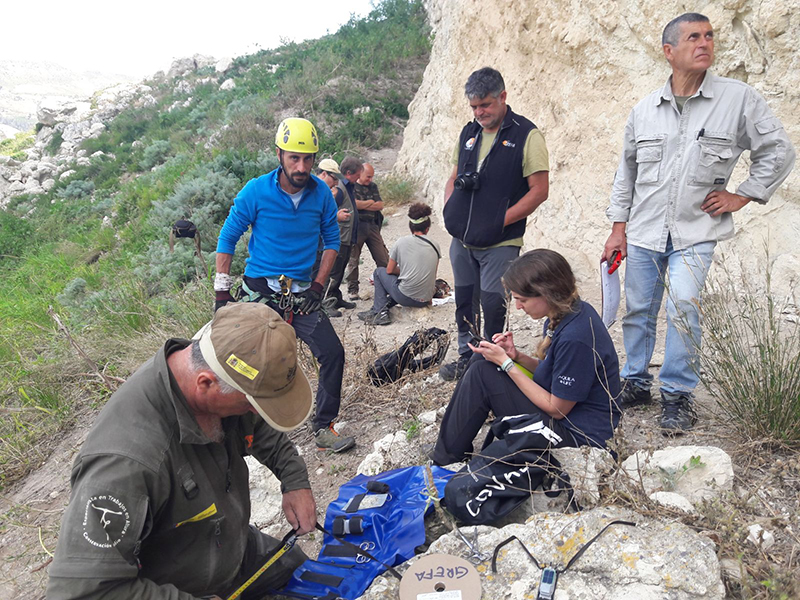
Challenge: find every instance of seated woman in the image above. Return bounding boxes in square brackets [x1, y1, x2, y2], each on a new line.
[358, 203, 440, 326]
[430, 249, 621, 465]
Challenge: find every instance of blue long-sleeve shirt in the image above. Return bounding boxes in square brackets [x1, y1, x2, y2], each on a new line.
[217, 168, 340, 282]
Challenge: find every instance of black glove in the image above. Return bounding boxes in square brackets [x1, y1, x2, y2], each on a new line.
[214, 290, 235, 313]
[296, 282, 324, 314]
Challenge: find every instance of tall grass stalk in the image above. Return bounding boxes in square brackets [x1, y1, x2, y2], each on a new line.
[697, 255, 800, 445]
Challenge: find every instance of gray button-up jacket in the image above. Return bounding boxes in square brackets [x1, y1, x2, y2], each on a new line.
[607, 72, 795, 252]
[47, 339, 310, 599]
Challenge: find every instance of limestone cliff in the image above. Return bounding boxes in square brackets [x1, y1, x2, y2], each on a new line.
[396, 0, 800, 294]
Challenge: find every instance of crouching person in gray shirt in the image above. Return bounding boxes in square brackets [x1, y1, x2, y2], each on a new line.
[358, 203, 440, 326]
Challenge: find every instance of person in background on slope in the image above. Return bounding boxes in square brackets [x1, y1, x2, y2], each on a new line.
[345, 162, 389, 300]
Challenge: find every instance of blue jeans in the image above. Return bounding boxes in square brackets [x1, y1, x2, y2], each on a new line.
[621, 238, 716, 396]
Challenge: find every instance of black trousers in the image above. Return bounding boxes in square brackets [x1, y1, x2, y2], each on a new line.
[449, 240, 520, 355]
[244, 277, 345, 431]
[432, 358, 577, 465]
[326, 244, 351, 302]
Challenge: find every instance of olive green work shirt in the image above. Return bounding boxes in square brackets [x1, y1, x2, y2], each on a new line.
[47, 339, 311, 600]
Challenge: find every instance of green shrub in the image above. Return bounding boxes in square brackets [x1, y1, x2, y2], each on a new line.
[378, 175, 417, 206]
[694, 253, 800, 445]
[0, 210, 35, 262]
[45, 129, 64, 155]
[57, 179, 95, 199]
[0, 130, 35, 160]
[140, 140, 171, 169]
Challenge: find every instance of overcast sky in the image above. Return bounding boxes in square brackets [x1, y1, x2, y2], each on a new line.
[0, 0, 376, 78]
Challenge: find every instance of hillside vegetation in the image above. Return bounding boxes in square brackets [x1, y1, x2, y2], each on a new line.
[0, 0, 431, 488]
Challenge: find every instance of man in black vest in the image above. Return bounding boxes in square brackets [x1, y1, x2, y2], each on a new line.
[440, 67, 550, 380]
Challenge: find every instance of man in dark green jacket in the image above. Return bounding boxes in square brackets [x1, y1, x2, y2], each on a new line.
[47, 303, 317, 599]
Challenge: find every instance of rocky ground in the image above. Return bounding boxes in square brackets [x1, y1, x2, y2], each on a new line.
[1, 162, 798, 598]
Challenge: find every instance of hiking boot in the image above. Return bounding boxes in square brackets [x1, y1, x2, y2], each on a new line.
[348, 290, 360, 301]
[326, 306, 343, 318]
[616, 380, 653, 409]
[370, 308, 391, 326]
[358, 308, 391, 325]
[659, 394, 698, 435]
[357, 310, 375, 321]
[439, 353, 472, 381]
[315, 425, 356, 453]
[337, 299, 357, 310]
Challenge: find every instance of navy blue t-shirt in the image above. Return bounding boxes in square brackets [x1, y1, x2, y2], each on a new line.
[532, 300, 621, 447]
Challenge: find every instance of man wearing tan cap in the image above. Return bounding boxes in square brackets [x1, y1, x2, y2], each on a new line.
[312, 158, 357, 315]
[48, 303, 316, 600]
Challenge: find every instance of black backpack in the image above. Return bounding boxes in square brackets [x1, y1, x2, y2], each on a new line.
[367, 328, 450, 386]
[443, 415, 575, 525]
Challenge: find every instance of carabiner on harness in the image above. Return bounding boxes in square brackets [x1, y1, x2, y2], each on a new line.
[278, 274, 294, 312]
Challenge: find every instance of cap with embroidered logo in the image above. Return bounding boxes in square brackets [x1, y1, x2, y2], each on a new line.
[193, 303, 312, 431]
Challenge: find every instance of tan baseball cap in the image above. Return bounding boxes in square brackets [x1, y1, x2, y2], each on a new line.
[318, 158, 341, 174]
[193, 303, 313, 431]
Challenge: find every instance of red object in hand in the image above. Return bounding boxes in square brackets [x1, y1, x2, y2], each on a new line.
[607, 251, 622, 275]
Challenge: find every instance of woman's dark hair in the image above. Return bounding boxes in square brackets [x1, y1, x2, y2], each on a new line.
[408, 202, 432, 233]
[502, 249, 580, 359]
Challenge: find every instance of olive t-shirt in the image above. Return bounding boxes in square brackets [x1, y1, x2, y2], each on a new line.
[450, 128, 549, 177]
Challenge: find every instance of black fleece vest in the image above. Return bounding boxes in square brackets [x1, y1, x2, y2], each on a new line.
[443, 106, 536, 247]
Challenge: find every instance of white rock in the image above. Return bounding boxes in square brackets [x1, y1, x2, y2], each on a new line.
[552, 446, 615, 507]
[648, 491, 697, 514]
[357, 452, 385, 476]
[373, 433, 395, 453]
[220, 78, 236, 91]
[76, 157, 91, 167]
[102, 216, 112, 228]
[216, 57, 234, 73]
[42, 178, 56, 192]
[245, 456, 283, 526]
[418, 410, 437, 424]
[88, 122, 106, 138]
[59, 170, 76, 181]
[9, 181, 25, 193]
[352, 106, 371, 115]
[746, 524, 776, 550]
[620, 446, 734, 505]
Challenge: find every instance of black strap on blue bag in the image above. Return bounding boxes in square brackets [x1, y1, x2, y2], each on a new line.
[314, 523, 402, 580]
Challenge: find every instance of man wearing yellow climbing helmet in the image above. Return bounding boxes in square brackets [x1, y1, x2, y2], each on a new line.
[215, 117, 356, 453]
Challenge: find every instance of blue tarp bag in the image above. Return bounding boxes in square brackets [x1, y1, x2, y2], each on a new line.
[279, 465, 454, 600]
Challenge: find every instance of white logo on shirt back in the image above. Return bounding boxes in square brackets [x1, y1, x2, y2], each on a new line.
[558, 375, 575, 387]
[82, 494, 131, 548]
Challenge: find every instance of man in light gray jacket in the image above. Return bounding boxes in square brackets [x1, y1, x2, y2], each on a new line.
[602, 12, 795, 433]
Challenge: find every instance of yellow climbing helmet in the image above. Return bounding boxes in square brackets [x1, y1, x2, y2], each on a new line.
[275, 118, 319, 153]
